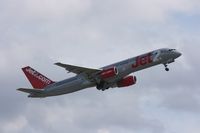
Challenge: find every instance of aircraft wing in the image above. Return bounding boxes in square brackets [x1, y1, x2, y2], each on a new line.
[55, 62, 102, 75]
[17, 88, 44, 94]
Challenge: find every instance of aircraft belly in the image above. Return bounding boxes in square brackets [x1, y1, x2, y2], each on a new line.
[132, 60, 162, 73]
[46, 79, 95, 96]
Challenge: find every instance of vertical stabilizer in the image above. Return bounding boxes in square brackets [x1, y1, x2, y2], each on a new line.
[22, 66, 55, 89]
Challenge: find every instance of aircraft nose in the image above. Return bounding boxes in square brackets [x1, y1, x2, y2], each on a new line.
[175, 51, 182, 58]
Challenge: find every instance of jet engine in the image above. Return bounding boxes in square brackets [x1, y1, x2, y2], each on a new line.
[100, 67, 118, 79]
[117, 76, 137, 87]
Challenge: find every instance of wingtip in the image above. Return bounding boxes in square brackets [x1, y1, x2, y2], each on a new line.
[17, 88, 23, 91]
[54, 62, 61, 65]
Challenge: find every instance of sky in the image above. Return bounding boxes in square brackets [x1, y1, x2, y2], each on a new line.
[0, 0, 200, 133]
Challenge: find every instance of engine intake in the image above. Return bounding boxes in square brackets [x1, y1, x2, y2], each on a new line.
[117, 76, 137, 87]
[100, 67, 118, 79]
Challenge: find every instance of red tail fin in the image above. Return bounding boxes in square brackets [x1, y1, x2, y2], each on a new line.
[22, 66, 55, 89]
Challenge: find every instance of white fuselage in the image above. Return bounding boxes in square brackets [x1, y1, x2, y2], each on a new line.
[31, 48, 181, 97]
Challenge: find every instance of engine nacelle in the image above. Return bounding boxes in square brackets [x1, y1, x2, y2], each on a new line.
[100, 67, 118, 79]
[117, 76, 137, 87]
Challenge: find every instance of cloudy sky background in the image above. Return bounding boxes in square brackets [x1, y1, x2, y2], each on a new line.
[0, 0, 200, 133]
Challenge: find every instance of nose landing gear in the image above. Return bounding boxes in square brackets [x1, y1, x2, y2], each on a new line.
[164, 64, 169, 71]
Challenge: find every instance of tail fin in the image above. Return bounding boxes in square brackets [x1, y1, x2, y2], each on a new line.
[22, 66, 55, 89]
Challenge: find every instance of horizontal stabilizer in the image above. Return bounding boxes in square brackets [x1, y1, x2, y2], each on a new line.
[17, 88, 44, 94]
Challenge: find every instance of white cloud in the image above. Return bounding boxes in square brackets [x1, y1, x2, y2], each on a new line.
[86, 0, 200, 23]
[97, 129, 110, 133]
[0, 0, 91, 20]
[24, 0, 91, 19]
[0, 0, 200, 133]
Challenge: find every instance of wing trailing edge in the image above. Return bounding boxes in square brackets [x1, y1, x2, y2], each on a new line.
[55, 62, 102, 75]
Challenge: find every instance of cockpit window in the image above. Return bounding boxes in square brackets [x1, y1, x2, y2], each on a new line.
[168, 49, 176, 52]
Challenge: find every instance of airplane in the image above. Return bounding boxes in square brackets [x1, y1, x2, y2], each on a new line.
[17, 48, 182, 98]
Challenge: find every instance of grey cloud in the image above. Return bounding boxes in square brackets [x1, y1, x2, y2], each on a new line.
[161, 87, 200, 112]
[0, 0, 200, 133]
[13, 91, 164, 133]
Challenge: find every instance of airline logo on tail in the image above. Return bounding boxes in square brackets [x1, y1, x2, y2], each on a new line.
[25, 67, 52, 85]
[22, 66, 55, 89]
